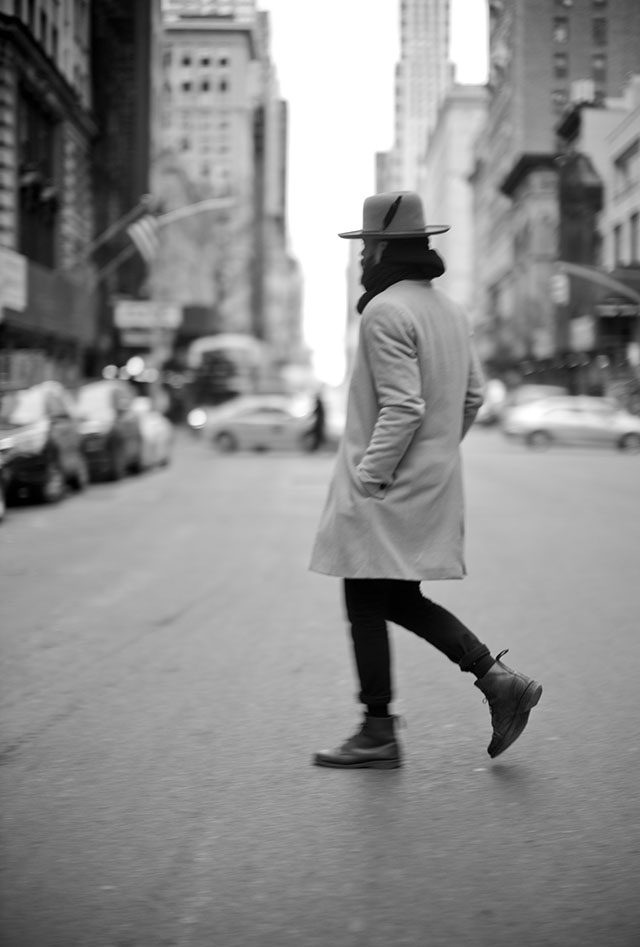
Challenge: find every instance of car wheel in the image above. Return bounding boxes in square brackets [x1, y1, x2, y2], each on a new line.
[618, 433, 640, 453]
[39, 458, 66, 503]
[525, 430, 552, 449]
[299, 430, 316, 453]
[108, 445, 127, 480]
[215, 431, 238, 453]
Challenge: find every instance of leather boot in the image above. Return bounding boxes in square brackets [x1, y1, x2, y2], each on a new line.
[475, 650, 543, 758]
[313, 714, 402, 769]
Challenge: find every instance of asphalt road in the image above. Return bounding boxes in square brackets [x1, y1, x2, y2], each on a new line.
[1, 428, 639, 947]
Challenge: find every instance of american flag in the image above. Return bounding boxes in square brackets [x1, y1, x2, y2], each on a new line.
[126, 213, 160, 264]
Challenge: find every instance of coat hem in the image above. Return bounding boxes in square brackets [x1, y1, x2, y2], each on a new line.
[309, 564, 466, 581]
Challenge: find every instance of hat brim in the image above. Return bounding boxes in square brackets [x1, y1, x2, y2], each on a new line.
[338, 225, 450, 239]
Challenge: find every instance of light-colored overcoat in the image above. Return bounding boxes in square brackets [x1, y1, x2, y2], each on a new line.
[309, 279, 484, 580]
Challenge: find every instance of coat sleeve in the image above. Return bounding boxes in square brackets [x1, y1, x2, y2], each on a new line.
[461, 338, 484, 440]
[356, 303, 425, 491]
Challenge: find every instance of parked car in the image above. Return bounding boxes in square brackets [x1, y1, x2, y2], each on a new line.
[0, 381, 89, 503]
[131, 396, 174, 469]
[191, 394, 315, 453]
[501, 395, 640, 451]
[475, 378, 508, 427]
[0, 454, 6, 521]
[75, 380, 143, 481]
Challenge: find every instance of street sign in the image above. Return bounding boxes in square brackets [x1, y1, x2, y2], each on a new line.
[569, 315, 595, 352]
[114, 300, 181, 330]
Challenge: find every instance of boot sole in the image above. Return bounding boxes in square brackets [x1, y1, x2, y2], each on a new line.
[489, 681, 543, 758]
[313, 756, 402, 769]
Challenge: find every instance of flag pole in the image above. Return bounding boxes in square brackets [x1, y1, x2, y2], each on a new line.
[65, 198, 149, 267]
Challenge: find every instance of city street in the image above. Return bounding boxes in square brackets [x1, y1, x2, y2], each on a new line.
[1, 428, 639, 947]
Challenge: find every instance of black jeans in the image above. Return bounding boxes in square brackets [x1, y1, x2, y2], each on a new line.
[343, 578, 492, 707]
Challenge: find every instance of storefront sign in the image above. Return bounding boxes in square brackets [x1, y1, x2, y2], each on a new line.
[120, 328, 175, 348]
[0, 247, 27, 315]
[114, 300, 181, 330]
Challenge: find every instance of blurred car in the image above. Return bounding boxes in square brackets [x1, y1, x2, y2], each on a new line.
[0, 381, 89, 502]
[131, 396, 174, 469]
[0, 453, 6, 521]
[501, 395, 640, 450]
[475, 378, 507, 427]
[76, 380, 143, 481]
[502, 383, 569, 412]
[190, 394, 316, 452]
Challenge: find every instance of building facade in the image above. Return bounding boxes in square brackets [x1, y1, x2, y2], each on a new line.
[154, 0, 303, 375]
[424, 83, 488, 312]
[0, 0, 96, 388]
[472, 0, 640, 376]
[0, 0, 162, 387]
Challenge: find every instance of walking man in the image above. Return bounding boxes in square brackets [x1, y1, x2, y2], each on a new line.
[309, 191, 542, 769]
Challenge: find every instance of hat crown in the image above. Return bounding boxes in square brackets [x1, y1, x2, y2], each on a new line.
[338, 190, 449, 239]
[363, 191, 426, 234]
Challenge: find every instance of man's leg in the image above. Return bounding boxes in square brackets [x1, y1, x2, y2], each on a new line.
[386, 581, 542, 758]
[312, 579, 402, 769]
[344, 578, 393, 713]
[386, 581, 494, 677]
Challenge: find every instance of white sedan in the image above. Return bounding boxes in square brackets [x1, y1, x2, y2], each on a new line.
[189, 394, 315, 453]
[501, 395, 640, 451]
[131, 397, 174, 468]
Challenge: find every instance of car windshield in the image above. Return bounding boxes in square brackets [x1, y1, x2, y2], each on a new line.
[76, 385, 115, 418]
[0, 387, 45, 425]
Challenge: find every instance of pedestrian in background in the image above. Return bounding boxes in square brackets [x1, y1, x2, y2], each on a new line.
[309, 388, 326, 452]
[309, 191, 542, 769]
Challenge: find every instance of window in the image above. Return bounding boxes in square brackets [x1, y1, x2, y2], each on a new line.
[592, 17, 607, 45]
[219, 56, 229, 67]
[201, 57, 211, 66]
[182, 81, 191, 92]
[631, 213, 639, 262]
[201, 80, 210, 92]
[592, 53, 606, 84]
[613, 224, 623, 263]
[614, 141, 640, 195]
[219, 79, 228, 92]
[181, 55, 191, 66]
[17, 87, 58, 267]
[553, 17, 569, 43]
[554, 52, 568, 79]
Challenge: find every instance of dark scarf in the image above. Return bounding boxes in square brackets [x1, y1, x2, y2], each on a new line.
[357, 238, 446, 313]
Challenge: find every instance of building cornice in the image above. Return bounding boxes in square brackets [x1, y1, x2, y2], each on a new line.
[501, 152, 558, 197]
[164, 17, 258, 58]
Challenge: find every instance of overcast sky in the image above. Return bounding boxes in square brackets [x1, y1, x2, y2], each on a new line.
[259, 0, 488, 385]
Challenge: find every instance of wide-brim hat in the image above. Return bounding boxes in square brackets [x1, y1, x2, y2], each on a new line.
[338, 190, 450, 239]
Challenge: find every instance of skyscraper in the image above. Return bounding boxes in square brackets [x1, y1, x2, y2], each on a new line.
[386, 0, 452, 192]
